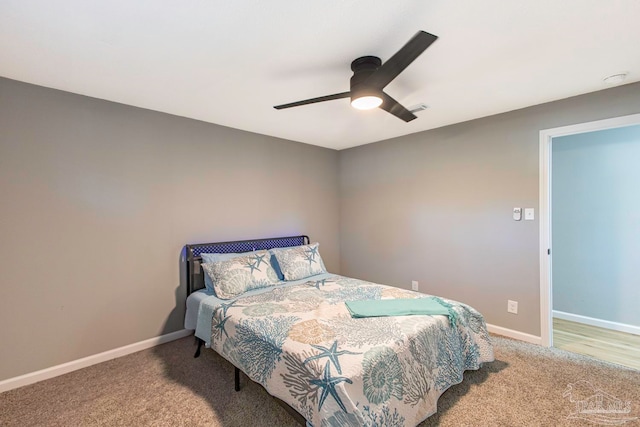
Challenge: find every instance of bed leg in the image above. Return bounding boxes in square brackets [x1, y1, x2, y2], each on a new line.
[194, 337, 204, 358]
[234, 367, 240, 391]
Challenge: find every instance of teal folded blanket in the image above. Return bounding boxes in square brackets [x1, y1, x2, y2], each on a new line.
[345, 297, 458, 326]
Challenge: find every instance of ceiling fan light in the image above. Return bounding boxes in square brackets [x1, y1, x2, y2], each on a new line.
[351, 95, 383, 110]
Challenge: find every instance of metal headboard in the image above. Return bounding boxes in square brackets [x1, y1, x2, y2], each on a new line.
[185, 235, 310, 296]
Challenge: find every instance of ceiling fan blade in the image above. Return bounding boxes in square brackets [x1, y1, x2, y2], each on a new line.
[379, 92, 417, 122]
[365, 31, 438, 90]
[274, 92, 351, 109]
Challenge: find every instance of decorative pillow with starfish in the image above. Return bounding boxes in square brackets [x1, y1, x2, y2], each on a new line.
[202, 250, 279, 299]
[270, 242, 327, 281]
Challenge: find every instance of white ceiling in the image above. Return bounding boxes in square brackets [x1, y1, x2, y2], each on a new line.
[2, 1, 639, 150]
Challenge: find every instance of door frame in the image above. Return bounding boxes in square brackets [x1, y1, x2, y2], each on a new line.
[539, 113, 640, 347]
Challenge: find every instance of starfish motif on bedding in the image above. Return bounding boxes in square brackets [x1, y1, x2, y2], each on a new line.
[252, 253, 268, 268]
[303, 340, 360, 374]
[304, 246, 319, 265]
[212, 312, 231, 339]
[307, 245, 319, 258]
[244, 259, 261, 274]
[310, 361, 353, 413]
[311, 278, 327, 289]
[218, 300, 243, 317]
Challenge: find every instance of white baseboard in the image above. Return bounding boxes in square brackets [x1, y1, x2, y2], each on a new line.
[553, 310, 640, 336]
[0, 329, 192, 394]
[486, 323, 542, 345]
[0, 323, 553, 394]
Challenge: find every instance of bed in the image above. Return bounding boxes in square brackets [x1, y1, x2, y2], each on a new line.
[185, 235, 494, 426]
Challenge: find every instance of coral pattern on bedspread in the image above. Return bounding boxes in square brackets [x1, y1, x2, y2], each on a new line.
[208, 275, 494, 427]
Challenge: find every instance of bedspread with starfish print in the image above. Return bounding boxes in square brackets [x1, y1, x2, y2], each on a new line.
[208, 275, 494, 427]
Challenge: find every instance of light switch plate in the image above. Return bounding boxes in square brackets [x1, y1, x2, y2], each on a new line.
[524, 208, 535, 220]
[513, 207, 522, 221]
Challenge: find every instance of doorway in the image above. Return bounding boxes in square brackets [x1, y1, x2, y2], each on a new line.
[539, 114, 640, 369]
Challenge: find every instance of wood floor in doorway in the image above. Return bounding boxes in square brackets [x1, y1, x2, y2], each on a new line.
[553, 318, 640, 370]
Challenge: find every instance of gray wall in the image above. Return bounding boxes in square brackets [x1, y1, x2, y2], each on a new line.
[552, 125, 640, 326]
[339, 82, 640, 336]
[0, 77, 340, 381]
[2, 75, 640, 382]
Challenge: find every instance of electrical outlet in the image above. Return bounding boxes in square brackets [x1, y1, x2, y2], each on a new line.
[507, 300, 518, 314]
[411, 281, 419, 291]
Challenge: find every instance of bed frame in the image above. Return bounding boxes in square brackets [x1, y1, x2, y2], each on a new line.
[185, 235, 310, 426]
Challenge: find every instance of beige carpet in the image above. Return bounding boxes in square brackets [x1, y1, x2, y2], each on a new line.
[1, 335, 639, 427]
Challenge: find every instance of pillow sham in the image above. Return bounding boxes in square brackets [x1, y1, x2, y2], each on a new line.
[201, 250, 279, 299]
[269, 242, 327, 281]
[202, 251, 286, 285]
[266, 246, 300, 281]
[200, 252, 244, 293]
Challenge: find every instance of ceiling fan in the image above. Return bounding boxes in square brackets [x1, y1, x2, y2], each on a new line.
[274, 31, 438, 122]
